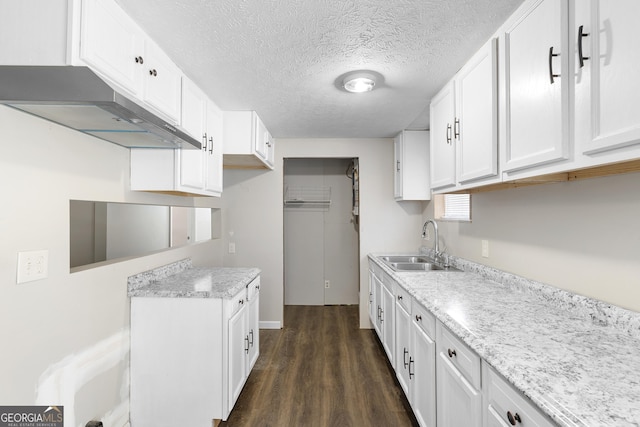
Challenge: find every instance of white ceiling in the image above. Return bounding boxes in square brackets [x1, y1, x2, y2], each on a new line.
[116, 0, 523, 138]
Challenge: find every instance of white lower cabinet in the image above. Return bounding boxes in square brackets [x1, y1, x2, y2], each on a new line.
[436, 322, 483, 427]
[130, 277, 260, 426]
[395, 292, 437, 427]
[411, 303, 437, 427]
[370, 260, 553, 427]
[368, 263, 395, 368]
[380, 272, 396, 367]
[484, 364, 555, 427]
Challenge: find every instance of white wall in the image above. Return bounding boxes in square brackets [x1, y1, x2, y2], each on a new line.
[0, 106, 223, 425]
[222, 138, 425, 328]
[423, 172, 640, 313]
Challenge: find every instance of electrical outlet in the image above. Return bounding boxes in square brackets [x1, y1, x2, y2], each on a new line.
[481, 240, 489, 258]
[17, 250, 49, 284]
[324, 280, 330, 288]
[228, 243, 236, 254]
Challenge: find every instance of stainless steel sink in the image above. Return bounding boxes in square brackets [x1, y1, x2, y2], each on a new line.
[381, 255, 432, 263]
[389, 262, 443, 271]
[377, 255, 461, 272]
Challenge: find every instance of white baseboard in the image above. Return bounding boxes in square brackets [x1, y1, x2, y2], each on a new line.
[259, 320, 281, 329]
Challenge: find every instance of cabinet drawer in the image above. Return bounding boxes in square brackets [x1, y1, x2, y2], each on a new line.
[484, 364, 555, 427]
[412, 301, 436, 339]
[395, 285, 411, 313]
[382, 271, 395, 293]
[226, 288, 247, 316]
[247, 277, 260, 301]
[368, 259, 383, 279]
[437, 322, 481, 389]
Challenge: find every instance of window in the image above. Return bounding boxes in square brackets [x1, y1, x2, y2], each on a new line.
[434, 194, 471, 221]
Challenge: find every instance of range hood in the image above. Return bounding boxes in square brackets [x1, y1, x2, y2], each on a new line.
[0, 66, 200, 150]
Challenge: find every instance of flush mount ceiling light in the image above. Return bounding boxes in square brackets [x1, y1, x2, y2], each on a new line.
[342, 72, 377, 93]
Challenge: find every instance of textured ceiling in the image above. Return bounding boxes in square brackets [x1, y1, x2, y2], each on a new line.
[116, 0, 523, 138]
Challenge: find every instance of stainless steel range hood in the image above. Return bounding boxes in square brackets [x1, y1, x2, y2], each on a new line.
[0, 66, 200, 150]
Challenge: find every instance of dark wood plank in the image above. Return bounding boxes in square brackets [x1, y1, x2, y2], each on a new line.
[220, 305, 417, 427]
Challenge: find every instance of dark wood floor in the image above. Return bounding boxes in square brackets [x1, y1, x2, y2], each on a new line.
[220, 305, 417, 427]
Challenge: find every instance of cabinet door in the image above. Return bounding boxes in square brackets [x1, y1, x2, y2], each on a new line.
[430, 82, 456, 189]
[228, 305, 248, 410]
[204, 100, 224, 194]
[457, 39, 499, 184]
[143, 41, 182, 123]
[436, 353, 482, 427]
[80, 0, 143, 96]
[575, 0, 640, 156]
[179, 79, 207, 190]
[501, 0, 570, 173]
[368, 270, 377, 326]
[254, 114, 268, 160]
[394, 133, 403, 198]
[412, 324, 436, 427]
[395, 302, 411, 397]
[247, 288, 260, 371]
[373, 273, 383, 338]
[381, 281, 395, 367]
[265, 130, 275, 168]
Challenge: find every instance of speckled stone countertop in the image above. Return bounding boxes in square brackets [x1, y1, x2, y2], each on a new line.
[127, 259, 260, 299]
[369, 252, 640, 427]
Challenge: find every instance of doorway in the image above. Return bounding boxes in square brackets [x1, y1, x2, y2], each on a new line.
[284, 158, 360, 305]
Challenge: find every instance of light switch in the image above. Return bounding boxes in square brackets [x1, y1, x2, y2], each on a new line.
[228, 242, 236, 254]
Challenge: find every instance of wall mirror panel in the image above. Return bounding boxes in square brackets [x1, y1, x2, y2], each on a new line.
[70, 200, 216, 270]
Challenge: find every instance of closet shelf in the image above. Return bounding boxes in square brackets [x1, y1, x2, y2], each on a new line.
[284, 186, 331, 206]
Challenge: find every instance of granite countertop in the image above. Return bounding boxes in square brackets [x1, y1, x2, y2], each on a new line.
[127, 259, 260, 299]
[369, 253, 640, 427]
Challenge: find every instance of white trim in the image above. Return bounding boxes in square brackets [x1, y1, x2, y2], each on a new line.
[259, 320, 281, 329]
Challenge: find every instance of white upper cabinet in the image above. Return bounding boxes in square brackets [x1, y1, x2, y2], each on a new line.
[80, 0, 144, 97]
[142, 40, 182, 123]
[430, 38, 498, 192]
[430, 82, 457, 190]
[574, 0, 640, 159]
[131, 79, 223, 197]
[204, 100, 224, 194]
[394, 130, 431, 200]
[80, 0, 181, 123]
[500, 0, 570, 174]
[456, 39, 499, 185]
[223, 111, 275, 170]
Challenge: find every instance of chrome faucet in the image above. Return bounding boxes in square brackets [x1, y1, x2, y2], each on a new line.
[422, 219, 440, 260]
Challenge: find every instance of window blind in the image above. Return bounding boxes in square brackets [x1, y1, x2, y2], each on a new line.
[442, 194, 471, 221]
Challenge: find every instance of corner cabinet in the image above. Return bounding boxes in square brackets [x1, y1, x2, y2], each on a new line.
[130, 277, 260, 426]
[500, 0, 570, 174]
[223, 111, 275, 170]
[394, 130, 431, 200]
